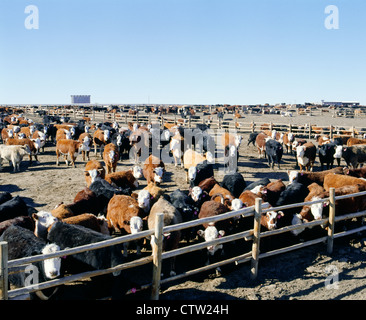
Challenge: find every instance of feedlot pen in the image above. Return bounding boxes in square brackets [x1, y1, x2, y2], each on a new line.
[1, 188, 366, 300]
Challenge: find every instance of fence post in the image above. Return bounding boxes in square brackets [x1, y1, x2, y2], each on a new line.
[308, 123, 311, 139]
[251, 198, 262, 280]
[0, 241, 8, 300]
[151, 213, 164, 300]
[327, 188, 336, 254]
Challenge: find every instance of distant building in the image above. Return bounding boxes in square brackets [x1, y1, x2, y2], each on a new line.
[321, 100, 359, 107]
[71, 95, 91, 104]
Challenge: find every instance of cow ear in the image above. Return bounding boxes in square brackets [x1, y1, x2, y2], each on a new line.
[32, 213, 38, 220]
[219, 230, 225, 237]
[197, 230, 205, 237]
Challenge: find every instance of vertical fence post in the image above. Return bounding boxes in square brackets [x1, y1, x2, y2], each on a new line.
[151, 213, 164, 300]
[327, 188, 336, 254]
[0, 241, 8, 300]
[251, 198, 262, 280]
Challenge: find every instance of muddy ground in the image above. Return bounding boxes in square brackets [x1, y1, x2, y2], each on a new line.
[1, 111, 366, 301]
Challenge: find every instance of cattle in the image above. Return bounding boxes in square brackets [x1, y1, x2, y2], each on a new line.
[129, 129, 149, 164]
[298, 183, 366, 227]
[143, 182, 165, 201]
[247, 132, 259, 147]
[288, 167, 344, 186]
[220, 172, 246, 198]
[341, 145, 366, 169]
[47, 221, 133, 299]
[0, 191, 12, 205]
[55, 128, 73, 141]
[0, 144, 30, 172]
[323, 173, 366, 191]
[169, 131, 184, 167]
[318, 142, 337, 170]
[197, 199, 229, 275]
[0, 196, 29, 223]
[220, 132, 242, 151]
[296, 142, 317, 172]
[103, 143, 119, 174]
[346, 137, 366, 147]
[343, 166, 366, 179]
[183, 149, 214, 183]
[255, 132, 269, 158]
[93, 129, 111, 158]
[0, 216, 34, 236]
[170, 189, 199, 242]
[298, 183, 327, 223]
[188, 186, 209, 206]
[244, 178, 271, 191]
[148, 197, 182, 277]
[143, 155, 165, 186]
[62, 214, 110, 235]
[282, 132, 295, 154]
[6, 137, 41, 165]
[260, 179, 286, 207]
[55, 139, 84, 167]
[275, 181, 309, 228]
[0, 225, 62, 300]
[78, 133, 92, 161]
[106, 195, 146, 256]
[265, 139, 283, 169]
[89, 177, 132, 213]
[84, 160, 106, 187]
[105, 169, 140, 190]
[237, 190, 283, 230]
[196, 176, 218, 194]
[33, 210, 109, 239]
[315, 135, 331, 146]
[209, 184, 235, 209]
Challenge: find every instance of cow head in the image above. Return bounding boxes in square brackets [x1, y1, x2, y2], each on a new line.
[262, 209, 284, 230]
[138, 189, 151, 211]
[85, 168, 105, 185]
[287, 170, 299, 184]
[154, 167, 164, 185]
[129, 216, 144, 234]
[188, 166, 197, 181]
[197, 225, 225, 255]
[41, 243, 62, 280]
[231, 198, 244, 211]
[132, 165, 143, 179]
[32, 211, 58, 239]
[190, 186, 203, 202]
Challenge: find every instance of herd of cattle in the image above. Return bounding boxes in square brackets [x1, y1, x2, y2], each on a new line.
[1, 109, 366, 300]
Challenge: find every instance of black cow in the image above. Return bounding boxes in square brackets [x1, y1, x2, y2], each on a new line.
[342, 145, 366, 169]
[0, 196, 29, 223]
[275, 181, 309, 228]
[318, 143, 336, 170]
[221, 172, 246, 198]
[265, 139, 283, 169]
[0, 225, 62, 300]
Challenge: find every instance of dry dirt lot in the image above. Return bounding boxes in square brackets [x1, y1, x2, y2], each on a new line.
[1, 111, 366, 300]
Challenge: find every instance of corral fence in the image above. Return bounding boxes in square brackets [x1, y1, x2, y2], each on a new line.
[1, 188, 366, 300]
[22, 105, 366, 141]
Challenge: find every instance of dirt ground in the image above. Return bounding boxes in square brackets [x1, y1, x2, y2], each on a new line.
[1, 111, 366, 301]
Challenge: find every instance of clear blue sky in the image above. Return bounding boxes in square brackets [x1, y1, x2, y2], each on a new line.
[0, 0, 365, 105]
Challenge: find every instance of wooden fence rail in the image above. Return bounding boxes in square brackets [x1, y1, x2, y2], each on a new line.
[1, 188, 366, 300]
